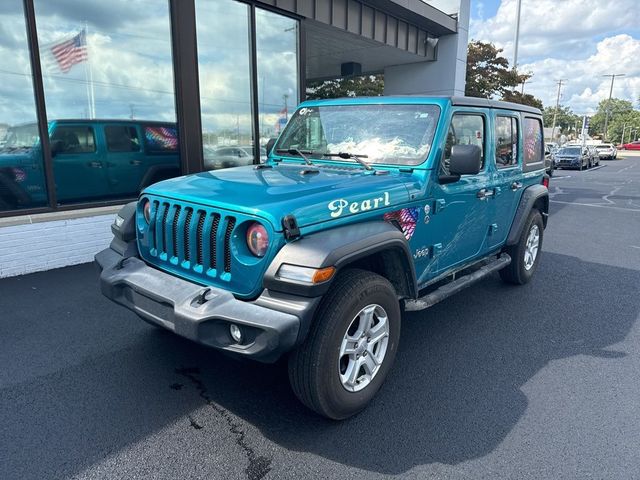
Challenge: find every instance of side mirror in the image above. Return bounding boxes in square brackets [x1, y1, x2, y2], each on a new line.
[449, 144, 482, 176]
[50, 139, 63, 157]
[265, 137, 277, 156]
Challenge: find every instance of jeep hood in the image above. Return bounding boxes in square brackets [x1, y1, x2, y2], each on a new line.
[144, 164, 411, 230]
[0, 149, 35, 164]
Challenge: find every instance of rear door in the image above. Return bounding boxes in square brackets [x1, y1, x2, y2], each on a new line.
[487, 112, 522, 248]
[103, 124, 145, 197]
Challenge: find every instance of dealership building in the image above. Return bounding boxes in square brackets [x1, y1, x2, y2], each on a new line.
[0, 0, 469, 277]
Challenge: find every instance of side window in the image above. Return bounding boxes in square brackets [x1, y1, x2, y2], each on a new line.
[51, 126, 96, 154]
[495, 116, 519, 168]
[523, 117, 544, 166]
[442, 114, 485, 175]
[105, 126, 141, 153]
[144, 125, 178, 153]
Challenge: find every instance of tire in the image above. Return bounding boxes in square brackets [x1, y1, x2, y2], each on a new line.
[288, 269, 401, 420]
[500, 210, 544, 285]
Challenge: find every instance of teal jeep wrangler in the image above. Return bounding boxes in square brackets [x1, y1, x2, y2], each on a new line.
[96, 96, 549, 419]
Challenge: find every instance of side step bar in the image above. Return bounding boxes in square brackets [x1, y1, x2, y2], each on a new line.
[404, 254, 511, 312]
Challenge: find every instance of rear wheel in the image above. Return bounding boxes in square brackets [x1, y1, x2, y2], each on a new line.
[500, 210, 544, 285]
[288, 269, 401, 420]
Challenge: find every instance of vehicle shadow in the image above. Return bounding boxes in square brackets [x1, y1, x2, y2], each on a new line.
[1, 253, 638, 478]
[159, 251, 639, 473]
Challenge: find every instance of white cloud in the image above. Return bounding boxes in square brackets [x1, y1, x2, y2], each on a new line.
[470, 0, 640, 112]
[519, 35, 640, 114]
[471, 0, 638, 61]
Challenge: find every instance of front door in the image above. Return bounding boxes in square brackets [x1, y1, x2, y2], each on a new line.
[416, 110, 494, 284]
[51, 124, 107, 203]
[103, 124, 146, 197]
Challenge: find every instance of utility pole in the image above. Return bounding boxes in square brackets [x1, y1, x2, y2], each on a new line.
[521, 78, 531, 95]
[602, 73, 625, 141]
[550, 79, 566, 142]
[513, 0, 522, 70]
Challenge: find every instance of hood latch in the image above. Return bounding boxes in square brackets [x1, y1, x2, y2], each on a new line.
[282, 214, 301, 240]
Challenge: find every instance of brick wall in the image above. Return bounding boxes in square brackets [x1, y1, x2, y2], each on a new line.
[0, 213, 114, 278]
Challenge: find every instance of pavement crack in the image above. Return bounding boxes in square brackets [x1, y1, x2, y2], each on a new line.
[188, 415, 204, 430]
[176, 367, 272, 480]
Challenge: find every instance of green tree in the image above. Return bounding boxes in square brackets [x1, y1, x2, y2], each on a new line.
[306, 74, 384, 100]
[608, 110, 640, 145]
[542, 106, 581, 136]
[501, 90, 544, 109]
[589, 98, 634, 139]
[465, 41, 530, 98]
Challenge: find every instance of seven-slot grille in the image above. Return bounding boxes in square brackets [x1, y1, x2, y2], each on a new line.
[148, 200, 236, 276]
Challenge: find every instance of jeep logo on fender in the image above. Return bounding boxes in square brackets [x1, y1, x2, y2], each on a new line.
[328, 192, 391, 218]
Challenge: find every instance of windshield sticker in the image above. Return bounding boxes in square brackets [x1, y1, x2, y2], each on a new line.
[328, 192, 390, 218]
[384, 207, 419, 240]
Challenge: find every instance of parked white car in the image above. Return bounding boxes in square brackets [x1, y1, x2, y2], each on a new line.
[595, 143, 617, 160]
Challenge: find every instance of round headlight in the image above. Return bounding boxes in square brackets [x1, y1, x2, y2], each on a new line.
[246, 222, 269, 257]
[142, 199, 151, 223]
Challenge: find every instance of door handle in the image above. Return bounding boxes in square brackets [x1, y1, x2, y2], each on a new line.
[130, 160, 142, 166]
[477, 188, 495, 199]
[88, 161, 102, 168]
[511, 181, 523, 191]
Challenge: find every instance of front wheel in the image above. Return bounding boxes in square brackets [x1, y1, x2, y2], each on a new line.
[288, 269, 401, 420]
[500, 210, 544, 285]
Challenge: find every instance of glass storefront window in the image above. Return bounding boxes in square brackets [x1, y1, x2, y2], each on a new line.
[196, 0, 253, 171]
[255, 8, 298, 148]
[0, 1, 49, 213]
[33, 0, 179, 205]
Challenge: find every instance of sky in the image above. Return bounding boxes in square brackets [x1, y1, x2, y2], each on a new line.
[469, 0, 640, 114]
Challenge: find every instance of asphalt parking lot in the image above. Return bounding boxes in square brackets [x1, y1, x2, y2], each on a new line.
[2, 152, 639, 480]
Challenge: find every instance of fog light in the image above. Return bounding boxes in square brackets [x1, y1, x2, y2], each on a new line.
[229, 324, 243, 343]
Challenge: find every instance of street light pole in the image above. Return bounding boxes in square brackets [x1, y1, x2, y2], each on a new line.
[620, 123, 627, 146]
[602, 73, 625, 141]
[550, 79, 566, 142]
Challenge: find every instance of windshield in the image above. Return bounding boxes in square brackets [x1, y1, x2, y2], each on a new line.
[558, 147, 581, 155]
[2, 124, 39, 149]
[275, 104, 440, 166]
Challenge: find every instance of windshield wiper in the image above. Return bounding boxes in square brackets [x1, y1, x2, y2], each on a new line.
[275, 148, 314, 166]
[323, 152, 373, 171]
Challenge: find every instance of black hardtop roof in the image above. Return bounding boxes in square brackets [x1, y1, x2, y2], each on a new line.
[52, 119, 176, 126]
[312, 95, 543, 116]
[449, 96, 542, 115]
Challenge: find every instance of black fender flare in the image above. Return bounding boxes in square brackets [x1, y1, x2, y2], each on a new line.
[139, 164, 180, 190]
[0, 169, 32, 206]
[506, 184, 549, 246]
[263, 221, 418, 299]
[108, 201, 139, 257]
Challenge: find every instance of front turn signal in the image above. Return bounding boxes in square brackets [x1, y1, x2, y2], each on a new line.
[277, 264, 336, 284]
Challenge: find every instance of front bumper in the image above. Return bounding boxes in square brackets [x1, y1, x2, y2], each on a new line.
[96, 247, 320, 362]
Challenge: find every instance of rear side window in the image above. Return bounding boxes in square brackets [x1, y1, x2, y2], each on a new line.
[106, 126, 141, 152]
[495, 116, 518, 168]
[51, 126, 96, 154]
[523, 118, 544, 166]
[144, 125, 178, 153]
[442, 114, 485, 174]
